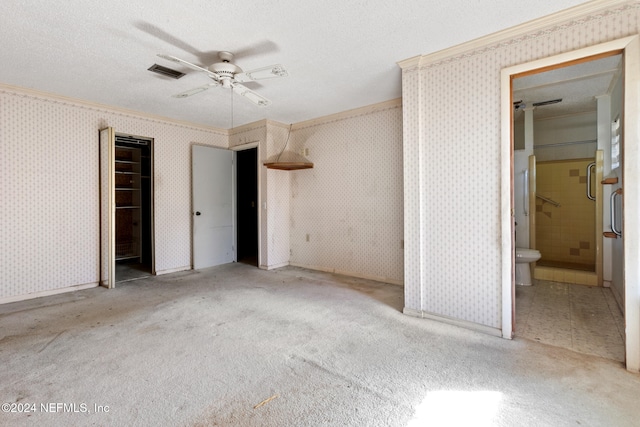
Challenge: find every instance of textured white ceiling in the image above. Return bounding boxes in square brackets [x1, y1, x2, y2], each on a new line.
[1, 0, 592, 128]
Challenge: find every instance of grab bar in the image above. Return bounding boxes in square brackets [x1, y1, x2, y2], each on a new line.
[523, 169, 529, 216]
[611, 188, 622, 237]
[536, 194, 560, 207]
[586, 162, 596, 201]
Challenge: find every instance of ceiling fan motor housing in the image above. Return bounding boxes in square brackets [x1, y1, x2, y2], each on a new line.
[209, 60, 242, 87]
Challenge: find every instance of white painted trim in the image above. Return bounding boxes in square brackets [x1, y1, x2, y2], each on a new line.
[289, 262, 403, 286]
[229, 141, 259, 151]
[155, 265, 191, 275]
[0, 83, 228, 135]
[397, 55, 421, 70]
[399, 0, 635, 68]
[622, 35, 640, 373]
[292, 98, 401, 130]
[0, 282, 99, 305]
[501, 35, 640, 372]
[229, 120, 268, 135]
[403, 308, 503, 337]
[500, 65, 514, 339]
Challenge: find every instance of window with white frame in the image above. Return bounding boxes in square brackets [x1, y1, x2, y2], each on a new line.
[611, 115, 620, 170]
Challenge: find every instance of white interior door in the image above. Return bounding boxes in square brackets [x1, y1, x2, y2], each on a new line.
[99, 127, 115, 288]
[192, 145, 234, 269]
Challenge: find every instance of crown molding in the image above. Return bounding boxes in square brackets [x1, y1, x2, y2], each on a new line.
[228, 119, 269, 135]
[0, 83, 228, 135]
[292, 98, 401, 130]
[397, 55, 421, 70]
[265, 119, 291, 129]
[398, 0, 636, 68]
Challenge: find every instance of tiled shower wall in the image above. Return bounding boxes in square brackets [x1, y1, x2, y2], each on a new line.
[536, 159, 596, 268]
[401, 1, 640, 330]
[288, 103, 404, 284]
[0, 87, 227, 300]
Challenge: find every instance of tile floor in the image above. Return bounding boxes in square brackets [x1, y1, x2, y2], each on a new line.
[516, 280, 625, 361]
[115, 261, 152, 283]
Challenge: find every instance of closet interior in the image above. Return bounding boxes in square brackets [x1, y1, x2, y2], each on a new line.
[114, 134, 153, 282]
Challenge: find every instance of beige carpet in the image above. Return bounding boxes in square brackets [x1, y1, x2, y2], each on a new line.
[1, 263, 638, 426]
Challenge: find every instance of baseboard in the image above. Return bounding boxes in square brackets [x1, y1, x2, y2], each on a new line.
[260, 262, 290, 271]
[289, 262, 403, 286]
[0, 282, 99, 305]
[403, 307, 503, 337]
[155, 266, 191, 275]
[534, 266, 598, 286]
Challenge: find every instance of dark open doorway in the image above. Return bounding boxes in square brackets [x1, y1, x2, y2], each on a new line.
[236, 148, 258, 266]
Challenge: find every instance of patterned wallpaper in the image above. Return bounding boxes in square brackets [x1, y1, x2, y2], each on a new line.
[288, 104, 404, 284]
[0, 87, 227, 300]
[264, 122, 292, 268]
[401, 1, 640, 329]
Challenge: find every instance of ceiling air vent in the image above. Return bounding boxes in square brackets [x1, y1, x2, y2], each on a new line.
[148, 63, 185, 79]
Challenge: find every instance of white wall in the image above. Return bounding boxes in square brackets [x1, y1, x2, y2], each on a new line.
[534, 112, 597, 161]
[400, 1, 640, 332]
[0, 85, 227, 301]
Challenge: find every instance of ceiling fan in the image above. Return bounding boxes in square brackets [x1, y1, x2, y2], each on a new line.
[157, 51, 288, 107]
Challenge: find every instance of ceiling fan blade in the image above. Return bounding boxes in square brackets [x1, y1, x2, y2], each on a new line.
[172, 83, 219, 98]
[157, 54, 219, 81]
[235, 64, 288, 82]
[231, 83, 271, 107]
[232, 40, 279, 59]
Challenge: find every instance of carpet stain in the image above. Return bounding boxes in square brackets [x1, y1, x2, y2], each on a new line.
[37, 330, 65, 353]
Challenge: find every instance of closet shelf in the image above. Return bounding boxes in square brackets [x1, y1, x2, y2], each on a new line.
[116, 187, 140, 191]
[115, 171, 140, 175]
[115, 160, 140, 164]
[116, 206, 141, 209]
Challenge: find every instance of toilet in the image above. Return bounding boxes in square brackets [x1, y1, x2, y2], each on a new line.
[515, 248, 541, 286]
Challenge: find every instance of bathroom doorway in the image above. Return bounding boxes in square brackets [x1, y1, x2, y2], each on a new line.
[501, 36, 640, 371]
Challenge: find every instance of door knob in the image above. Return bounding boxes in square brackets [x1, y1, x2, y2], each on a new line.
[195, 211, 201, 216]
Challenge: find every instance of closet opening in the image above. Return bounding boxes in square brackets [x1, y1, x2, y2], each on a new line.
[114, 134, 154, 282]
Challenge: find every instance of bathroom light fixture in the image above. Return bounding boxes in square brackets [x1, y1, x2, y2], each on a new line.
[532, 98, 562, 107]
[263, 124, 313, 170]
